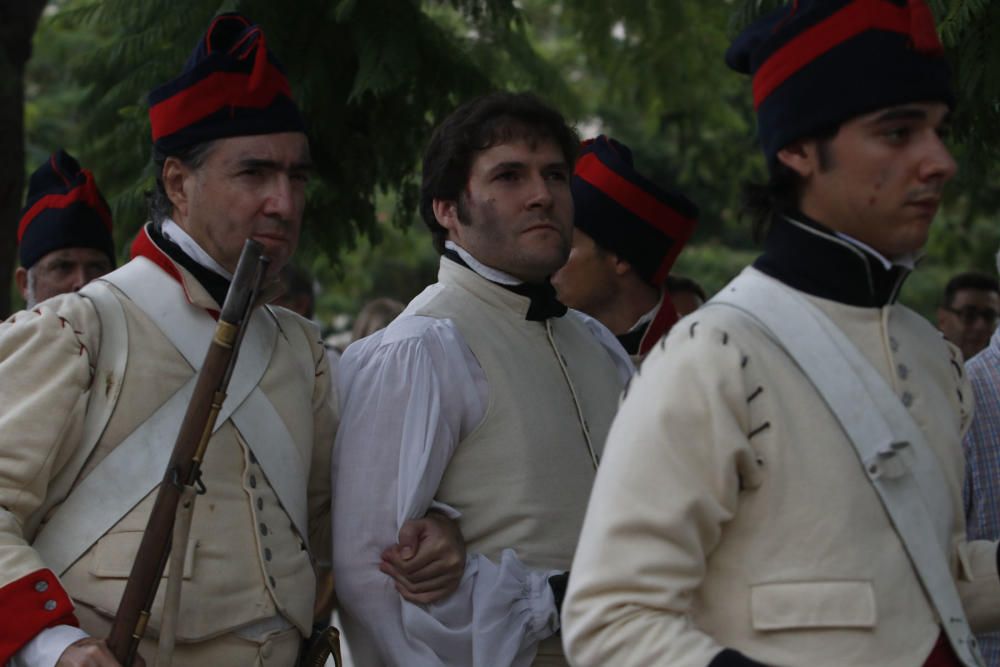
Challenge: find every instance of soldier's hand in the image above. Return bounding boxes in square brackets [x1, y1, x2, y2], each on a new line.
[56, 637, 146, 667]
[381, 511, 466, 604]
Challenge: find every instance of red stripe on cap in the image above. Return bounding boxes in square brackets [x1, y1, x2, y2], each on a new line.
[49, 154, 72, 188]
[205, 13, 251, 55]
[18, 170, 112, 242]
[752, 0, 943, 109]
[574, 152, 697, 248]
[149, 64, 291, 142]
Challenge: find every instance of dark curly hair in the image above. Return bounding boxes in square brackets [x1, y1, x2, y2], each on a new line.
[419, 92, 578, 253]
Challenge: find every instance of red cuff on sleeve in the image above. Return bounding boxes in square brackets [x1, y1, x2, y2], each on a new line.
[0, 569, 78, 663]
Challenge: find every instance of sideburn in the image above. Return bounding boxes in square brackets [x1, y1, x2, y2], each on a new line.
[817, 138, 836, 173]
[456, 193, 473, 227]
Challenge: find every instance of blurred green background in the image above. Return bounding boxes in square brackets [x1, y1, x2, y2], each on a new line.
[6, 0, 998, 330]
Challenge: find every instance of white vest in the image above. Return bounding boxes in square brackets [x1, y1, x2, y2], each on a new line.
[416, 258, 622, 571]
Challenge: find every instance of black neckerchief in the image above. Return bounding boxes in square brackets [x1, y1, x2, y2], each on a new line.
[148, 223, 232, 307]
[752, 213, 911, 308]
[443, 249, 568, 321]
[616, 323, 647, 356]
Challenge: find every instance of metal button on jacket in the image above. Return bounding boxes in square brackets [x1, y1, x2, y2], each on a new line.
[34, 580, 48, 593]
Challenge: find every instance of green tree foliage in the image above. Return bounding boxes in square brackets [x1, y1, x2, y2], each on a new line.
[24, 1, 101, 167]
[44, 0, 570, 265]
[521, 0, 999, 317]
[521, 1, 760, 247]
[15, 0, 1000, 323]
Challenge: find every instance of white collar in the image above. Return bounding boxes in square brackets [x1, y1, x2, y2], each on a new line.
[445, 240, 522, 286]
[161, 219, 234, 280]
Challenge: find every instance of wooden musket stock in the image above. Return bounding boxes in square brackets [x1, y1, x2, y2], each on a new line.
[106, 240, 269, 666]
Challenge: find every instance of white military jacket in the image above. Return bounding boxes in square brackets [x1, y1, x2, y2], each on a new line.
[0, 225, 336, 664]
[562, 217, 1000, 667]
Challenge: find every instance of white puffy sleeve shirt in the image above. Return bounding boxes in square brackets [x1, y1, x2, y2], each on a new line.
[331, 283, 632, 667]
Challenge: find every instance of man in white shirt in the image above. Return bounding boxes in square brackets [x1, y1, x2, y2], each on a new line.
[332, 92, 632, 667]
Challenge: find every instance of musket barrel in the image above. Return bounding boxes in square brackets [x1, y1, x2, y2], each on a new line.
[107, 239, 267, 665]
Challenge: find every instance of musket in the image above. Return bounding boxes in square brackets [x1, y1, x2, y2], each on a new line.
[107, 239, 270, 666]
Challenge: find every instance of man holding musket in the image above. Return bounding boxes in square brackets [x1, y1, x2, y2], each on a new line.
[0, 13, 460, 667]
[563, 1, 1000, 665]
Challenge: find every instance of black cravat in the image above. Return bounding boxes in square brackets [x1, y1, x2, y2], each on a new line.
[148, 223, 232, 307]
[616, 322, 648, 356]
[443, 249, 567, 321]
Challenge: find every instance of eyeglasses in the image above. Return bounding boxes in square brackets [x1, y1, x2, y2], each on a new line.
[944, 306, 1000, 327]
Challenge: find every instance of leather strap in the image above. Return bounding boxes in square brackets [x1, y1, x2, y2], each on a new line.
[33, 258, 311, 575]
[101, 258, 311, 547]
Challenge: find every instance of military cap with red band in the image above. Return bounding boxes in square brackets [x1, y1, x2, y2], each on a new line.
[726, 0, 952, 166]
[18, 150, 115, 270]
[148, 13, 305, 154]
[571, 136, 698, 287]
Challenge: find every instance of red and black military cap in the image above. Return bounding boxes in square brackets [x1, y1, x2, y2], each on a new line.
[571, 135, 698, 287]
[18, 150, 115, 270]
[726, 0, 952, 166]
[148, 13, 306, 154]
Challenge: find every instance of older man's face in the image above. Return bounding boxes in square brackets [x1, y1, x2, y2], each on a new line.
[16, 247, 113, 307]
[167, 132, 311, 278]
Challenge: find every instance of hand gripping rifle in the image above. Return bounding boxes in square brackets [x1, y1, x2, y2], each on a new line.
[107, 240, 269, 666]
